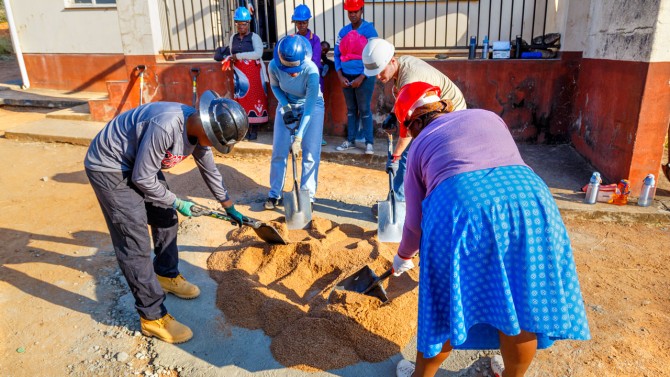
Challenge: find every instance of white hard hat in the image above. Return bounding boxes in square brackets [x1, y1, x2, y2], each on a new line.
[362, 38, 395, 76]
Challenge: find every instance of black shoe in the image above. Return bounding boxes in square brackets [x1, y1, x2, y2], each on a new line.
[246, 132, 258, 141]
[663, 163, 670, 182]
[264, 197, 278, 210]
[371, 203, 378, 218]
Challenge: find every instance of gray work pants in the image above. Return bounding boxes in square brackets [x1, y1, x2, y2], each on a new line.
[85, 168, 179, 320]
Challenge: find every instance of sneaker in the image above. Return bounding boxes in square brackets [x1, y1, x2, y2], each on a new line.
[156, 274, 200, 299]
[321, 138, 327, 146]
[246, 131, 258, 141]
[490, 355, 505, 377]
[264, 197, 279, 210]
[371, 203, 379, 218]
[140, 313, 193, 344]
[336, 141, 355, 151]
[365, 143, 374, 155]
[396, 359, 415, 377]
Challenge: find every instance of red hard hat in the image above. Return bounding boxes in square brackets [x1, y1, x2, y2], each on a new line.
[394, 82, 442, 125]
[344, 0, 364, 11]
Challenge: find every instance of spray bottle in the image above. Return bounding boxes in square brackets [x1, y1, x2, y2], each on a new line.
[637, 174, 656, 207]
[468, 36, 477, 60]
[584, 172, 601, 204]
[481, 35, 489, 59]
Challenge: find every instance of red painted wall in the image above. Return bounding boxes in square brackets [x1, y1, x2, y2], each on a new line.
[571, 58, 670, 191]
[23, 54, 127, 92]
[25, 52, 670, 193]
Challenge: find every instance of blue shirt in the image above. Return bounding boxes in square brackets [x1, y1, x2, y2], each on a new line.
[268, 59, 324, 139]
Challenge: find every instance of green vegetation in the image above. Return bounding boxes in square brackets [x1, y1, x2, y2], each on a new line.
[0, 0, 12, 55]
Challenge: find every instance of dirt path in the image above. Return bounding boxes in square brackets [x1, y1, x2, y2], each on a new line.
[1, 107, 669, 376]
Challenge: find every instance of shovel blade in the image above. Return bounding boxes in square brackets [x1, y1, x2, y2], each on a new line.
[331, 266, 389, 303]
[377, 200, 406, 243]
[252, 223, 289, 245]
[283, 188, 312, 230]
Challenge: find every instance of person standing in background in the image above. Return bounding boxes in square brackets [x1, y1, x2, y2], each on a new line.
[333, 0, 378, 155]
[291, 4, 328, 147]
[214, 6, 268, 140]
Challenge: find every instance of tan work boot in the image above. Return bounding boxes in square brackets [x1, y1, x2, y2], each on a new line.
[156, 274, 200, 299]
[140, 313, 193, 344]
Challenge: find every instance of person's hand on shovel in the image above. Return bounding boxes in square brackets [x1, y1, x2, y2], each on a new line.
[393, 254, 415, 276]
[291, 137, 302, 156]
[224, 204, 248, 227]
[386, 154, 400, 175]
[173, 198, 196, 217]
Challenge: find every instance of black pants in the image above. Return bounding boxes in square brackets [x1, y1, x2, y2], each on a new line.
[86, 168, 179, 320]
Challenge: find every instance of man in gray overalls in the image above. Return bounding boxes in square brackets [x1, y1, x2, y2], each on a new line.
[84, 91, 248, 344]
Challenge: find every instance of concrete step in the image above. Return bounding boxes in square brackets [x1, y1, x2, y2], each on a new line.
[0, 83, 104, 109]
[3, 117, 105, 147]
[46, 104, 92, 121]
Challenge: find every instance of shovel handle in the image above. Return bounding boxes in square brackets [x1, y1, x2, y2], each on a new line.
[362, 267, 393, 295]
[190, 205, 259, 227]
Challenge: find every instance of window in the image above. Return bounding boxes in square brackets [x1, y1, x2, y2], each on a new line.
[65, 0, 116, 7]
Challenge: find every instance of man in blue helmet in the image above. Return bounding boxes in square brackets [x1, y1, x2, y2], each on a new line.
[264, 35, 325, 210]
[84, 92, 250, 344]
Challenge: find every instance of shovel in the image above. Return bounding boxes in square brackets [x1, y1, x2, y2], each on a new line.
[330, 266, 393, 303]
[190, 205, 288, 245]
[190, 67, 200, 107]
[136, 65, 146, 106]
[283, 120, 312, 230]
[377, 133, 406, 243]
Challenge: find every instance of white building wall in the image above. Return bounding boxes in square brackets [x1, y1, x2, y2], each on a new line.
[582, 0, 663, 62]
[650, 0, 670, 62]
[8, 0, 123, 54]
[116, 0, 163, 55]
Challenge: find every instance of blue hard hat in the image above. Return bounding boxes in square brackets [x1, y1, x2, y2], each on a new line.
[292, 4, 312, 21]
[234, 7, 252, 22]
[273, 35, 308, 74]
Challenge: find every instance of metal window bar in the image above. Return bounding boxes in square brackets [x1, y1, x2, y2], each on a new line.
[158, 0, 554, 54]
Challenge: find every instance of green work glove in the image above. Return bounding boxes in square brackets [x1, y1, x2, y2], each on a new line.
[225, 205, 246, 227]
[173, 198, 195, 217]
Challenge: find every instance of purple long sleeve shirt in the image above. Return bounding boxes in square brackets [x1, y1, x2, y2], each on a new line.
[397, 109, 528, 259]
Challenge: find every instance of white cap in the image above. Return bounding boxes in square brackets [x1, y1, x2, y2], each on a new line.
[362, 38, 395, 76]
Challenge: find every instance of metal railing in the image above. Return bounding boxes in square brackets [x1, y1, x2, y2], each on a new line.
[158, 0, 556, 53]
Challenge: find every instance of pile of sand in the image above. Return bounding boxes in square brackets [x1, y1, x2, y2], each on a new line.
[207, 217, 419, 371]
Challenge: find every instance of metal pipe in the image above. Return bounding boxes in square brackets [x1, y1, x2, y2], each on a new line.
[3, 0, 30, 89]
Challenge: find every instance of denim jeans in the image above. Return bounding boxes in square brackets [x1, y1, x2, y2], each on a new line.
[392, 140, 411, 202]
[269, 103, 325, 201]
[342, 74, 376, 145]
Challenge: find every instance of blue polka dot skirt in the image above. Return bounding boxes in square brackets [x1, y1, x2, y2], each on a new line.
[417, 165, 590, 358]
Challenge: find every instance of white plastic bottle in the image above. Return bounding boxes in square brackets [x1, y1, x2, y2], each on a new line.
[584, 172, 601, 204]
[637, 174, 656, 207]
